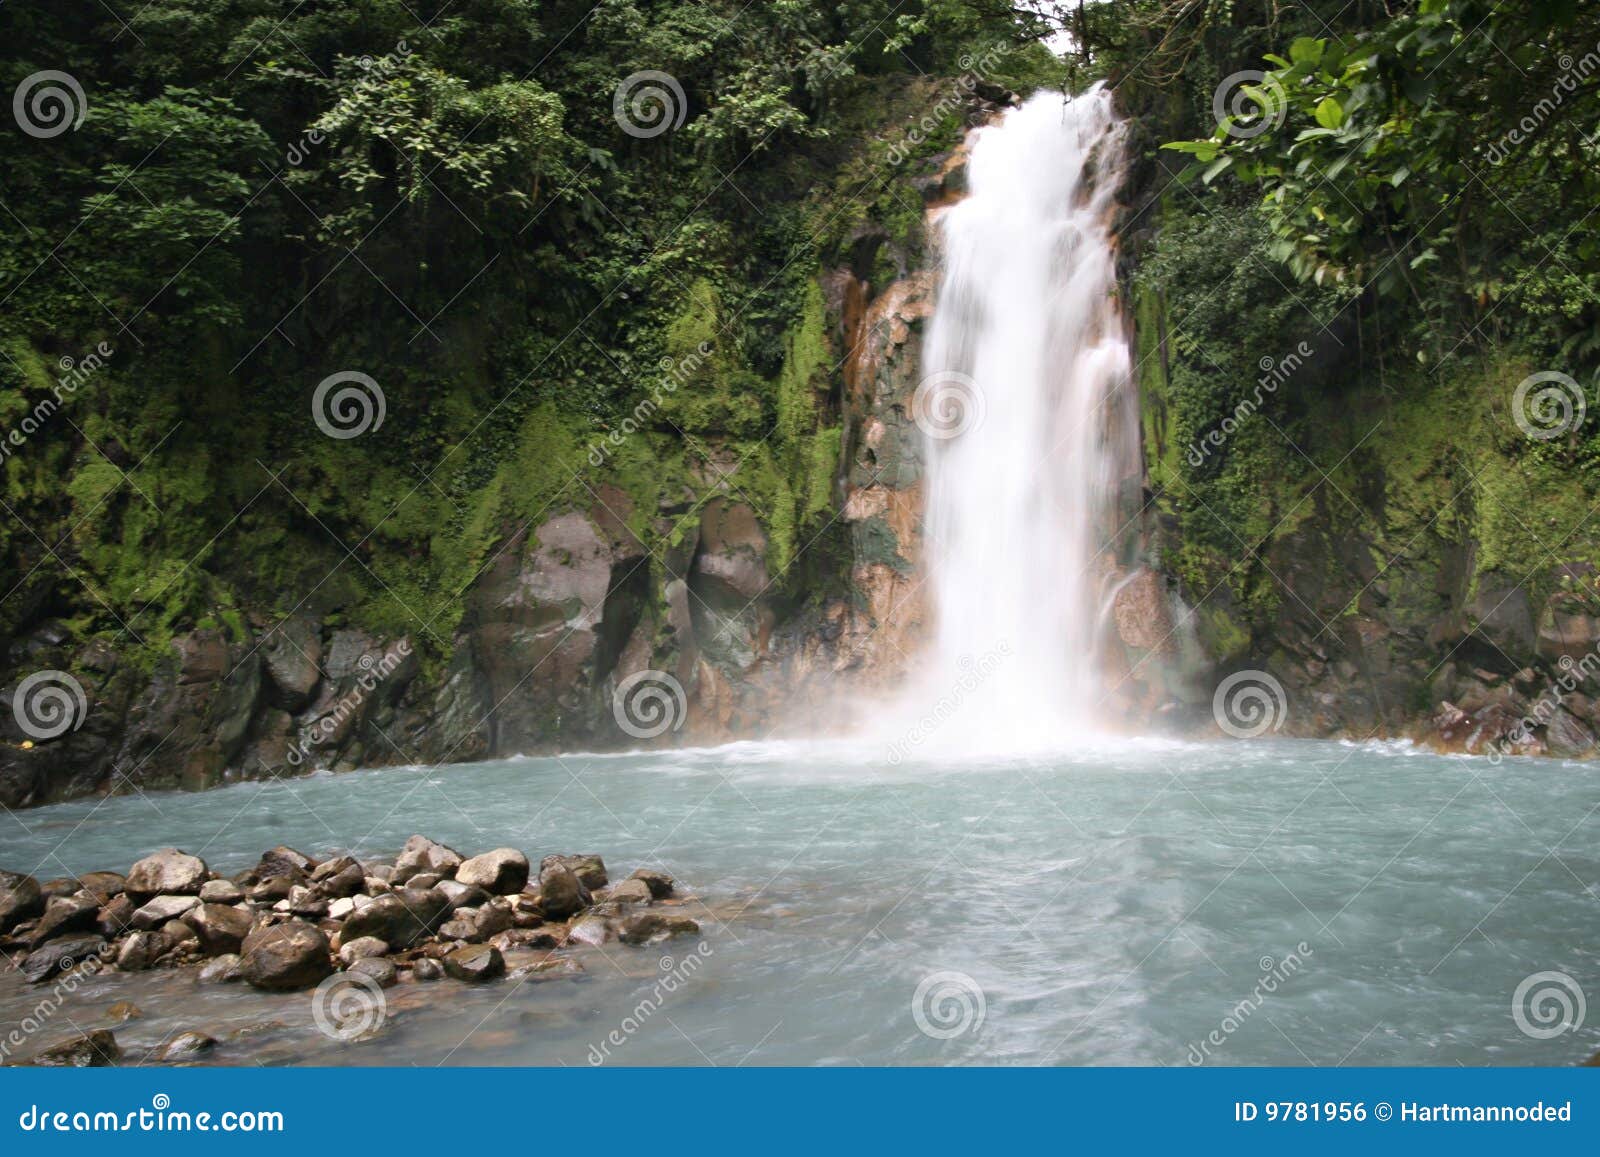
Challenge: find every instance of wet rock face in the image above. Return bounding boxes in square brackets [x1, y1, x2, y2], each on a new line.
[257, 845, 315, 880]
[240, 921, 333, 991]
[455, 849, 529, 895]
[23, 935, 104, 983]
[113, 929, 168, 972]
[1538, 591, 1600, 662]
[688, 499, 773, 672]
[450, 505, 648, 757]
[1147, 500, 1600, 752]
[444, 943, 504, 982]
[77, 871, 125, 903]
[31, 1030, 120, 1067]
[30, 895, 100, 946]
[1114, 569, 1177, 654]
[618, 911, 700, 945]
[261, 614, 322, 711]
[154, 1031, 217, 1061]
[0, 870, 45, 933]
[537, 856, 592, 920]
[340, 889, 451, 948]
[120, 630, 263, 792]
[0, 610, 424, 805]
[184, 903, 254, 955]
[125, 850, 209, 898]
[394, 835, 461, 881]
[629, 868, 675, 899]
[130, 894, 199, 930]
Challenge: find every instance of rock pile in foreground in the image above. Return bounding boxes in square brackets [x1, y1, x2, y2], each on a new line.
[1, 837, 698, 1000]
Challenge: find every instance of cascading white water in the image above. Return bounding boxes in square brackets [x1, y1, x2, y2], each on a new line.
[906, 86, 1139, 751]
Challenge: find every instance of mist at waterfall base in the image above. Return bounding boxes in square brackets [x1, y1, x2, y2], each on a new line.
[873, 86, 1142, 756]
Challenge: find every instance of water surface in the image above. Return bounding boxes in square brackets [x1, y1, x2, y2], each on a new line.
[2, 737, 1597, 1066]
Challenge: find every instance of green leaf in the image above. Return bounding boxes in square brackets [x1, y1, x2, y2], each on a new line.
[1314, 97, 1344, 130]
[1289, 37, 1324, 66]
[1200, 155, 1233, 184]
[1161, 140, 1219, 162]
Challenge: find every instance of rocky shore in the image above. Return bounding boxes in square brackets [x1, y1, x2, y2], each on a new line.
[0, 837, 700, 1065]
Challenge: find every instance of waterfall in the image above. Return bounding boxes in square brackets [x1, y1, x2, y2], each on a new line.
[901, 86, 1140, 753]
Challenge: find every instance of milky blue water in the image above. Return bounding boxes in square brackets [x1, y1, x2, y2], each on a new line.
[2, 737, 1597, 1066]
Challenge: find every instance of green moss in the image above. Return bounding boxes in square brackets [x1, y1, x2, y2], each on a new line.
[1134, 276, 1179, 491]
[803, 426, 841, 521]
[776, 281, 826, 451]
